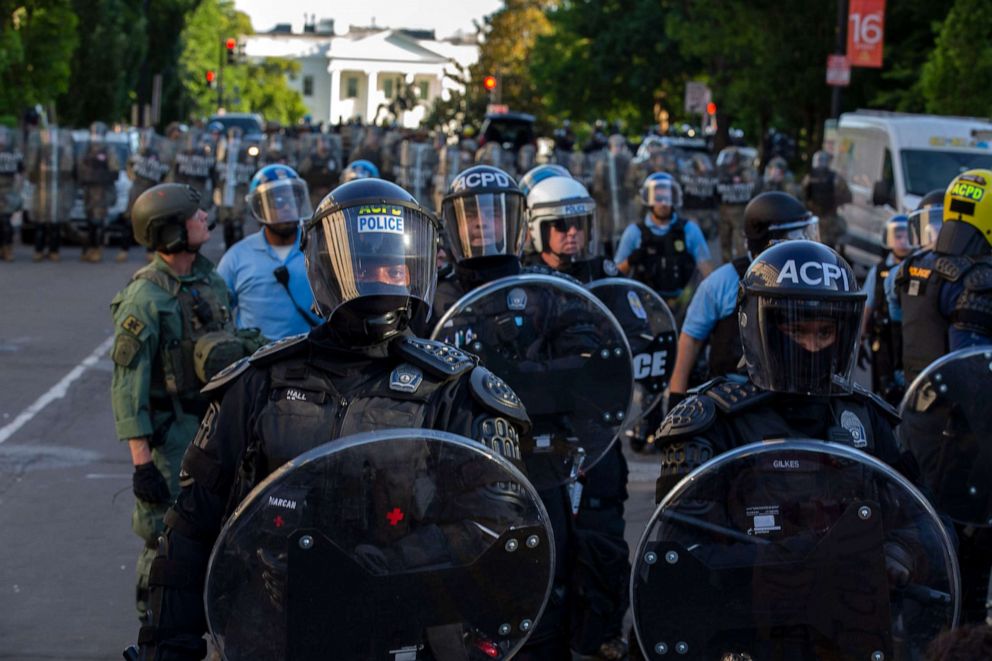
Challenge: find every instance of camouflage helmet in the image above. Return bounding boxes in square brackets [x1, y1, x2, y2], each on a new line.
[131, 183, 202, 252]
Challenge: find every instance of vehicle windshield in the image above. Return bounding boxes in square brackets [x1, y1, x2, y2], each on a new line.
[482, 118, 534, 150]
[901, 149, 992, 196]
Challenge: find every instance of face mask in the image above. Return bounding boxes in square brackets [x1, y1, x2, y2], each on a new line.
[268, 223, 298, 238]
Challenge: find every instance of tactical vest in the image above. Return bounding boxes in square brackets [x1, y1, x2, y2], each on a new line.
[632, 217, 696, 293]
[78, 146, 116, 186]
[173, 151, 213, 182]
[896, 251, 948, 383]
[0, 149, 21, 176]
[132, 152, 168, 185]
[707, 256, 750, 378]
[716, 177, 756, 205]
[869, 260, 903, 402]
[806, 169, 836, 213]
[133, 263, 235, 401]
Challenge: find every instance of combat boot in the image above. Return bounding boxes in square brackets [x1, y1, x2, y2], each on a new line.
[48, 251, 60, 262]
[33, 250, 45, 262]
[1, 245, 13, 262]
[115, 249, 128, 263]
[83, 247, 103, 263]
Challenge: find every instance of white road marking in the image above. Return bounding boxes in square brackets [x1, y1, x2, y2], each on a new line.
[0, 336, 114, 444]
[85, 473, 132, 479]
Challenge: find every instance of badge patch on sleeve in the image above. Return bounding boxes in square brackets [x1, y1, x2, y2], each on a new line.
[111, 333, 141, 367]
[121, 315, 146, 336]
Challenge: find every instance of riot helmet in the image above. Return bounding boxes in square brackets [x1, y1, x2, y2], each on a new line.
[246, 164, 312, 231]
[89, 121, 108, 140]
[640, 171, 683, 208]
[526, 176, 595, 260]
[206, 121, 225, 136]
[882, 214, 912, 258]
[302, 178, 438, 344]
[811, 150, 832, 170]
[518, 164, 571, 197]
[440, 165, 527, 265]
[936, 169, 992, 256]
[340, 159, 379, 182]
[763, 156, 789, 185]
[743, 192, 819, 257]
[738, 241, 865, 395]
[907, 188, 944, 250]
[131, 183, 204, 253]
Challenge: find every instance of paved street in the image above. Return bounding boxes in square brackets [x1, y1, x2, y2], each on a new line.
[0, 231, 663, 659]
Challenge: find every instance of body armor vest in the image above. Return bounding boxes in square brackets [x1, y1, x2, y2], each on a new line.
[632, 217, 696, 293]
[707, 256, 750, 378]
[869, 260, 903, 403]
[806, 169, 837, 213]
[132, 264, 235, 400]
[897, 251, 948, 384]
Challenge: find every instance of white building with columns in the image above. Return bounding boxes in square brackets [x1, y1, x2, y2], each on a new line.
[243, 21, 479, 128]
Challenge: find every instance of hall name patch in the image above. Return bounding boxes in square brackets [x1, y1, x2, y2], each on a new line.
[357, 214, 404, 234]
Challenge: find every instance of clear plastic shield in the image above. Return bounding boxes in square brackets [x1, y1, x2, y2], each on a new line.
[632, 440, 960, 661]
[586, 278, 678, 425]
[25, 127, 76, 223]
[206, 429, 554, 661]
[431, 274, 634, 488]
[899, 346, 992, 527]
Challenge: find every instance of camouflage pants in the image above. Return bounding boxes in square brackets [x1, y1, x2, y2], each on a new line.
[718, 204, 747, 263]
[132, 415, 197, 617]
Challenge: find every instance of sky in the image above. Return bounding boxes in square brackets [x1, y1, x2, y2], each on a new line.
[233, 0, 504, 40]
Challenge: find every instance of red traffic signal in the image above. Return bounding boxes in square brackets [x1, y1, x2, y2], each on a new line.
[706, 101, 717, 115]
[225, 38, 237, 50]
[483, 75, 497, 91]
[205, 70, 215, 83]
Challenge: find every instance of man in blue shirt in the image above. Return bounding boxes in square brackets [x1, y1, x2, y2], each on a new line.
[668, 192, 820, 405]
[218, 165, 319, 340]
[615, 172, 713, 300]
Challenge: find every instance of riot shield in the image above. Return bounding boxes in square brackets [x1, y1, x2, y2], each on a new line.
[434, 143, 471, 213]
[632, 440, 960, 661]
[206, 429, 553, 661]
[899, 347, 992, 528]
[431, 274, 634, 488]
[586, 278, 677, 426]
[398, 141, 437, 204]
[25, 127, 76, 224]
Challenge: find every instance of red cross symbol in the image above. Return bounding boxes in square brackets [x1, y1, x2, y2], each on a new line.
[273, 514, 285, 528]
[386, 507, 405, 526]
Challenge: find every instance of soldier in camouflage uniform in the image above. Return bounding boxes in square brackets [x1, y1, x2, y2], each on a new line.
[25, 126, 76, 262]
[110, 183, 264, 618]
[213, 127, 264, 249]
[77, 121, 122, 262]
[0, 125, 23, 262]
[716, 146, 761, 262]
[168, 128, 215, 216]
[591, 134, 634, 257]
[117, 129, 174, 262]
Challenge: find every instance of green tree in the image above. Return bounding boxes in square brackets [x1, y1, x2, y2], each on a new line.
[920, 0, 992, 116]
[0, 1, 78, 124]
[179, 0, 305, 124]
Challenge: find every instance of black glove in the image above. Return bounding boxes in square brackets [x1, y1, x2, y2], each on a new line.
[884, 541, 913, 588]
[626, 249, 643, 267]
[132, 462, 172, 504]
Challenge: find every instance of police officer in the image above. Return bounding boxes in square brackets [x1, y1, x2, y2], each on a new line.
[892, 170, 992, 385]
[214, 127, 264, 249]
[110, 184, 260, 620]
[668, 192, 820, 405]
[0, 125, 23, 262]
[883, 188, 944, 330]
[339, 158, 379, 183]
[296, 132, 342, 208]
[652, 243, 918, 595]
[78, 121, 122, 262]
[590, 134, 634, 255]
[119, 129, 173, 262]
[615, 172, 713, 305]
[861, 214, 912, 405]
[523, 175, 618, 282]
[522, 173, 629, 660]
[715, 146, 760, 262]
[801, 150, 851, 250]
[168, 128, 215, 211]
[135, 178, 531, 660]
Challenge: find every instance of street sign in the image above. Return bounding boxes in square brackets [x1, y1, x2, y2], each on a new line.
[826, 54, 851, 87]
[684, 81, 712, 115]
[486, 104, 509, 114]
[847, 0, 885, 68]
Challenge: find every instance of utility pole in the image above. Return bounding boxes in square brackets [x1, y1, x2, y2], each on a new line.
[831, 0, 848, 118]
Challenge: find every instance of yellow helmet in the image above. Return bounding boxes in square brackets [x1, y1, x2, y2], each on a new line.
[942, 169, 992, 252]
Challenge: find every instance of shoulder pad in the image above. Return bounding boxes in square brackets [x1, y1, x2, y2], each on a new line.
[249, 333, 309, 365]
[200, 356, 251, 396]
[697, 377, 772, 414]
[851, 382, 900, 424]
[655, 395, 717, 440]
[934, 255, 970, 282]
[603, 259, 619, 277]
[468, 366, 530, 426]
[393, 336, 477, 380]
[964, 260, 992, 292]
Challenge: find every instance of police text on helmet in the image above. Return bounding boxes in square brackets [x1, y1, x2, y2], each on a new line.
[775, 259, 850, 289]
[452, 170, 512, 191]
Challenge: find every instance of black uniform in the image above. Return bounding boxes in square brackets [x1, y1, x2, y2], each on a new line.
[139, 329, 530, 660]
[867, 257, 904, 405]
[522, 253, 618, 283]
[626, 217, 696, 295]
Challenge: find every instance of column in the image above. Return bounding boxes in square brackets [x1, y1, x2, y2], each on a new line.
[365, 70, 379, 124]
[328, 67, 340, 125]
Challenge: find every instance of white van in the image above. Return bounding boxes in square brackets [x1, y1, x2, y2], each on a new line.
[832, 110, 992, 269]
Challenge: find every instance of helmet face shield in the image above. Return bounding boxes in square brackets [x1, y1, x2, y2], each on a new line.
[640, 174, 684, 208]
[248, 177, 312, 224]
[768, 216, 820, 245]
[442, 191, 525, 262]
[743, 296, 863, 395]
[883, 219, 912, 256]
[908, 206, 943, 249]
[531, 197, 596, 259]
[304, 201, 437, 321]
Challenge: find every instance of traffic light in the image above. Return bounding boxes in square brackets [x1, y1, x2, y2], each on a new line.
[483, 75, 497, 92]
[205, 70, 215, 89]
[706, 102, 717, 115]
[226, 38, 237, 65]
